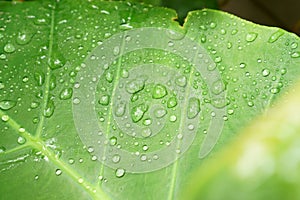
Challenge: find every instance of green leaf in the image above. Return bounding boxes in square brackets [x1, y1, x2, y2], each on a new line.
[180, 81, 300, 200]
[0, 1, 299, 200]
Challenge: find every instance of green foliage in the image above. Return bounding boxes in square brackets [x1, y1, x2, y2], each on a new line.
[0, 0, 299, 200]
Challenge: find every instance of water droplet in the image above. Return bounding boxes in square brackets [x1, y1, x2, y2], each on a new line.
[1, 115, 9, 122]
[34, 72, 45, 86]
[125, 78, 145, 94]
[78, 178, 84, 183]
[4, 43, 16, 53]
[270, 87, 280, 94]
[17, 136, 26, 145]
[247, 101, 254, 107]
[291, 42, 298, 49]
[87, 146, 94, 153]
[169, 115, 177, 122]
[152, 84, 167, 99]
[115, 168, 125, 178]
[68, 158, 75, 164]
[168, 41, 174, 47]
[209, 22, 216, 28]
[142, 145, 149, 151]
[73, 97, 81, 105]
[200, 34, 206, 43]
[262, 68, 270, 77]
[121, 69, 129, 78]
[166, 29, 186, 40]
[0, 146, 5, 153]
[175, 75, 187, 87]
[291, 51, 300, 58]
[0, 54, 6, 60]
[246, 32, 258, 42]
[49, 52, 66, 70]
[239, 63, 246, 68]
[16, 31, 33, 45]
[105, 72, 114, 83]
[143, 118, 152, 126]
[43, 100, 55, 118]
[280, 68, 287, 75]
[187, 97, 200, 119]
[131, 104, 148, 123]
[0, 100, 16, 110]
[227, 109, 234, 115]
[113, 46, 120, 55]
[98, 94, 110, 105]
[154, 108, 167, 118]
[268, 30, 284, 43]
[55, 169, 62, 176]
[142, 128, 152, 137]
[115, 101, 126, 117]
[49, 75, 56, 90]
[59, 88, 73, 100]
[212, 80, 226, 95]
[112, 154, 121, 163]
[167, 96, 177, 108]
[110, 136, 117, 146]
[140, 154, 147, 161]
[214, 56, 222, 63]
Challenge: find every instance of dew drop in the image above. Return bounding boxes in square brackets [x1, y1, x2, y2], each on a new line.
[142, 128, 152, 137]
[4, 43, 16, 53]
[98, 94, 110, 106]
[175, 75, 187, 87]
[214, 56, 222, 63]
[78, 178, 84, 183]
[247, 101, 254, 107]
[73, 97, 81, 105]
[115, 101, 126, 117]
[105, 72, 114, 83]
[167, 96, 177, 108]
[0, 146, 5, 153]
[131, 104, 148, 123]
[34, 72, 45, 86]
[59, 88, 73, 100]
[113, 46, 120, 55]
[143, 118, 152, 126]
[115, 168, 125, 178]
[1, 115, 9, 122]
[112, 154, 121, 163]
[261, 68, 270, 77]
[49, 53, 66, 70]
[43, 100, 55, 118]
[246, 32, 258, 42]
[17, 136, 26, 145]
[169, 115, 177, 122]
[212, 80, 226, 95]
[55, 169, 62, 176]
[121, 69, 129, 78]
[110, 136, 117, 146]
[270, 87, 280, 94]
[0, 100, 16, 110]
[291, 52, 300, 58]
[16, 31, 33, 45]
[125, 78, 145, 94]
[239, 63, 246, 68]
[152, 84, 167, 99]
[154, 108, 167, 118]
[142, 145, 149, 151]
[187, 97, 200, 119]
[268, 30, 284, 43]
[291, 42, 298, 49]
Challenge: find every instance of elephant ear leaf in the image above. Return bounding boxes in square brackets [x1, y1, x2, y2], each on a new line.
[0, 1, 299, 200]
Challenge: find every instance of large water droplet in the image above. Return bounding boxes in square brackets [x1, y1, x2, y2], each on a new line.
[110, 136, 117, 146]
[115, 168, 125, 178]
[17, 136, 26, 145]
[59, 88, 73, 100]
[0, 100, 16, 110]
[152, 84, 167, 99]
[291, 52, 300, 58]
[187, 97, 200, 119]
[105, 72, 114, 83]
[268, 30, 284, 43]
[115, 101, 126, 117]
[131, 104, 148, 123]
[16, 31, 34, 45]
[246, 32, 258, 42]
[98, 94, 110, 105]
[4, 43, 16, 53]
[125, 78, 145, 94]
[43, 100, 55, 118]
[175, 75, 187, 87]
[49, 52, 66, 70]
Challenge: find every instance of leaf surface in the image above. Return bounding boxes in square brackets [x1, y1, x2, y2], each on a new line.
[0, 1, 299, 200]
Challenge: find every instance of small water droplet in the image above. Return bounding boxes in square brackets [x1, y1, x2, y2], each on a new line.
[291, 51, 300, 58]
[0, 100, 16, 110]
[143, 118, 152, 126]
[131, 104, 148, 123]
[115, 101, 126, 117]
[16, 31, 34, 45]
[49, 52, 66, 70]
[142, 145, 149, 151]
[17, 136, 26, 145]
[113, 46, 120, 55]
[246, 32, 258, 42]
[59, 88, 73, 100]
[115, 168, 125, 178]
[152, 84, 167, 99]
[168, 41, 174, 47]
[261, 68, 270, 77]
[247, 101, 254, 107]
[187, 97, 200, 119]
[34, 72, 45, 86]
[167, 96, 177, 108]
[43, 100, 55, 118]
[1, 115, 9, 122]
[0, 146, 6, 153]
[239, 63, 246, 68]
[98, 94, 110, 106]
[110, 136, 117, 146]
[270, 87, 280, 94]
[268, 30, 284, 43]
[154, 108, 167, 118]
[175, 75, 187, 87]
[280, 68, 287, 75]
[169, 115, 177, 122]
[105, 72, 114, 83]
[125, 78, 145, 94]
[4, 43, 16, 53]
[55, 169, 62, 176]
[291, 42, 298, 49]
[142, 127, 152, 137]
[121, 69, 129, 78]
[112, 154, 121, 163]
[212, 80, 226, 95]
[214, 56, 222, 63]
[68, 158, 75, 164]
[73, 97, 81, 105]
[209, 22, 216, 28]
[78, 178, 84, 183]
